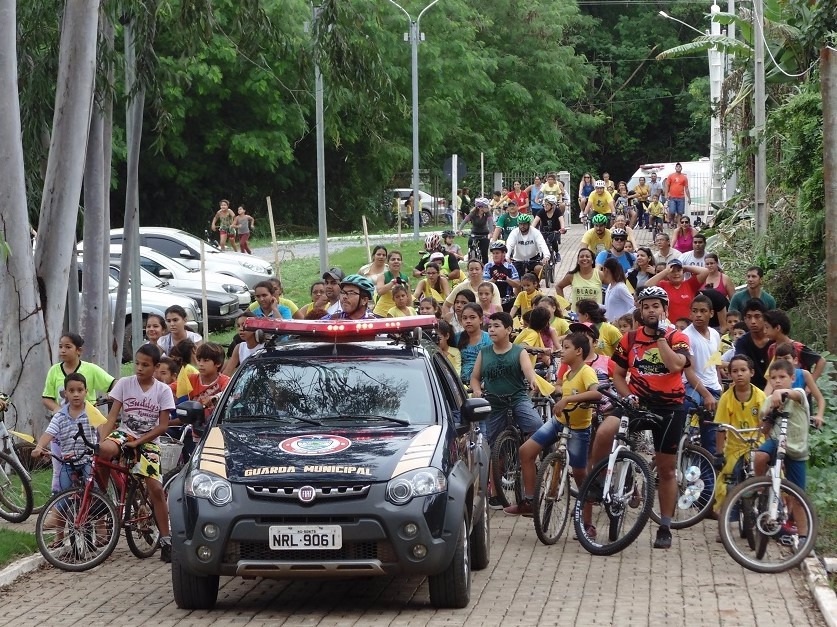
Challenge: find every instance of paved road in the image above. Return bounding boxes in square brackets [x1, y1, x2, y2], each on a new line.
[0, 222, 824, 625]
[0, 513, 823, 626]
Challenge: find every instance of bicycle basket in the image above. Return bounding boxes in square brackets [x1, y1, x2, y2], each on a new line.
[159, 437, 183, 474]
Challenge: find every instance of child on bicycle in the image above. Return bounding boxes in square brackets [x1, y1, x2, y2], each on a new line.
[509, 273, 542, 320]
[712, 354, 766, 516]
[647, 194, 665, 232]
[768, 342, 825, 427]
[100, 343, 175, 563]
[505, 332, 602, 519]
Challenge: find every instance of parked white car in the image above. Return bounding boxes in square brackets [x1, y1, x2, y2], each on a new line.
[107, 227, 272, 288]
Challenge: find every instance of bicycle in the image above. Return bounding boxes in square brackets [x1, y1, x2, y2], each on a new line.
[717, 400, 817, 573]
[647, 405, 717, 530]
[0, 393, 53, 522]
[466, 233, 488, 263]
[572, 383, 660, 556]
[35, 426, 161, 572]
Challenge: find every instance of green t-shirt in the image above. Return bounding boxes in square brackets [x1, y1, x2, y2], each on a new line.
[42, 361, 115, 404]
[478, 343, 528, 408]
[496, 213, 520, 240]
[729, 288, 776, 315]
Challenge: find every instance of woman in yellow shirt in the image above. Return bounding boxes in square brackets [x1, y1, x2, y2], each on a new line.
[556, 248, 602, 313]
[374, 251, 410, 317]
[412, 262, 450, 303]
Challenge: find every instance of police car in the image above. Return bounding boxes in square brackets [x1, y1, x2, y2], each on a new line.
[168, 316, 492, 609]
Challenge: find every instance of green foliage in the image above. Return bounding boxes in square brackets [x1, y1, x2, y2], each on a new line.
[0, 529, 37, 568]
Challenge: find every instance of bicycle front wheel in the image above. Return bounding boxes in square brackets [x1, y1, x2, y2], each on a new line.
[533, 451, 570, 545]
[491, 430, 522, 508]
[573, 449, 654, 556]
[125, 481, 160, 558]
[649, 443, 717, 529]
[36, 487, 119, 572]
[0, 450, 33, 522]
[718, 476, 817, 573]
[12, 442, 51, 515]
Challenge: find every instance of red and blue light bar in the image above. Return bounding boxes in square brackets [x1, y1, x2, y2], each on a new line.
[244, 315, 438, 337]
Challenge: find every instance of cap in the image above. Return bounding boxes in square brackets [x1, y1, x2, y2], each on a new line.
[668, 258, 683, 267]
[568, 321, 599, 340]
[428, 252, 445, 262]
[323, 267, 345, 281]
[507, 200, 517, 206]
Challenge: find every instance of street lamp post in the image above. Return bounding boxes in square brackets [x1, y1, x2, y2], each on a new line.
[384, 0, 442, 239]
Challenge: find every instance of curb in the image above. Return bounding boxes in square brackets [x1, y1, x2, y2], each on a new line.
[0, 554, 43, 589]
[272, 232, 425, 246]
[803, 557, 837, 627]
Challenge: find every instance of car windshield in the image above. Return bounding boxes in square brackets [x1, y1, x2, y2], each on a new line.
[174, 230, 222, 253]
[221, 357, 433, 426]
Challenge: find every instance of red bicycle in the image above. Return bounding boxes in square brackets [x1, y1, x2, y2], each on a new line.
[35, 426, 160, 571]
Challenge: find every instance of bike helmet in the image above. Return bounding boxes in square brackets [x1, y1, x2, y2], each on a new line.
[591, 213, 608, 226]
[474, 197, 490, 207]
[543, 194, 558, 204]
[340, 274, 376, 299]
[441, 229, 455, 238]
[489, 241, 507, 252]
[594, 180, 606, 189]
[610, 228, 627, 239]
[635, 285, 669, 305]
[424, 233, 440, 251]
[517, 213, 533, 224]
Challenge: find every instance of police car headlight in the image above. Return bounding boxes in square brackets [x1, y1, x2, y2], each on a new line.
[185, 470, 233, 506]
[386, 468, 447, 505]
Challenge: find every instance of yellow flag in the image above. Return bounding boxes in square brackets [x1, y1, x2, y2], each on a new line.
[85, 400, 108, 426]
[534, 374, 555, 397]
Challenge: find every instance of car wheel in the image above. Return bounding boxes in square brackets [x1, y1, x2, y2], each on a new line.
[171, 542, 220, 609]
[428, 517, 471, 608]
[470, 493, 490, 570]
[420, 209, 432, 227]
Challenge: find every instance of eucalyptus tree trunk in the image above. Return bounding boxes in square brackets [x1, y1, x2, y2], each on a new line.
[0, 0, 51, 434]
[33, 0, 100, 352]
[101, 17, 116, 375]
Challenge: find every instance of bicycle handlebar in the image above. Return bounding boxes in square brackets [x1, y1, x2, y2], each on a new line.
[595, 383, 663, 424]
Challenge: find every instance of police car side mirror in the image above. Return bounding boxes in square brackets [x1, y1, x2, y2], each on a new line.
[176, 400, 204, 425]
[461, 397, 492, 423]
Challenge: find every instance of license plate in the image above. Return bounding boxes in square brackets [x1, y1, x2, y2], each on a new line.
[269, 525, 342, 550]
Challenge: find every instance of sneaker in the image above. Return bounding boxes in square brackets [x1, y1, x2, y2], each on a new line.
[160, 541, 172, 564]
[488, 496, 504, 510]
[654, 526, 672, 549]
[503, 499, 534, 517]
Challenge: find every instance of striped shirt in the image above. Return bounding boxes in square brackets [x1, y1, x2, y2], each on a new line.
[46, 407, 99, 461]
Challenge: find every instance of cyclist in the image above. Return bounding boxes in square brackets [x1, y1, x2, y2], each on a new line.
[584, 180, 614, 225]
[324, 274, 379, 320]
[580, 213, 612, 254]
[483, 241, 519, 306]
[492, 200, 522, 242]
[414, 233, 461, 282]
[531, 194, 566, 263]
[594, 228, 635, 274]
[458, 197, 494, 262]
[607, 286, 691, 550]
[506, 213, 550, 279]
[440, 230, 463, 261]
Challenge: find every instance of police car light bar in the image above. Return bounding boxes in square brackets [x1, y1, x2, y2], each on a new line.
[244, 315, 438, 337]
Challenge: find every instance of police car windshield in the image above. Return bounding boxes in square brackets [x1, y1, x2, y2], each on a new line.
[221, 358, 434, 425]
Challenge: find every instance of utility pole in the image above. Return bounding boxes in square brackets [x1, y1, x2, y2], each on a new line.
[310, 4, 328, 274]
[708, 3, 724, 207]
[823, 47, 837, 353]
[753, 0, 767, 234]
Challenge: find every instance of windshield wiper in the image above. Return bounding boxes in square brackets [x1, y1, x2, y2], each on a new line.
[225, 413, 321, 426]
[318, 414, 410, 426]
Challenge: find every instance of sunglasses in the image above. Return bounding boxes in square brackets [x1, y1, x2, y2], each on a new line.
[681, 221, 689, 224]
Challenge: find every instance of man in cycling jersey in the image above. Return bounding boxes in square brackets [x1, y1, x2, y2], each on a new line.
[584, 180, 614, 223]
[609, 286, 691, 549]
[483, 241, 519, 303]
[594, 228, 635, 274]
[458, 197, 494, 262]
[532, 194, 567, 262]
[492, 200, 522, 242]
[580, 213, 612, 254]
[506, 214, 550, 279]
[322, 275, 379, 320]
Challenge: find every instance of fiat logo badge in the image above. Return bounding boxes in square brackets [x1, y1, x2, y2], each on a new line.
[298, 486, 316, 503]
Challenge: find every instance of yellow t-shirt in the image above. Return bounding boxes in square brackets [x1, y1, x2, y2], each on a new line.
[550, 316, 570, 336]
[387, 306, 416, 318]
[588, 191, 613, 215]
[513, 328, 556, 395]
[569, 271, 602, 312]
[632, 184, 650, 202]
[557, 364, 599, 429]
[581, 228, 612, 255]
[593, 321, 622, 357]
[444, 347, 462, 377]
[513, 289, 541, 316]
[648, 201, 665, 218]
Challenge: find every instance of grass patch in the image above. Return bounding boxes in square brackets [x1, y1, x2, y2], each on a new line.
[815, 507, 837, 557]
[0, 528, 37, 568]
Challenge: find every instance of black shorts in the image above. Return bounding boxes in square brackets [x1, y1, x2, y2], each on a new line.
[513, 258, 541, 276]
[643, 404, 685, 456]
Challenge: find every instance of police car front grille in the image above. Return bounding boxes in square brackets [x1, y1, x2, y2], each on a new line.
[247, 484, 371, 500]
[224, 540, 397, 564]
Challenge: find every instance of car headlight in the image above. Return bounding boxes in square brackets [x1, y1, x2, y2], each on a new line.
[386, 467, 447, 505]
[219, 303, 231, 316]
[185, 470, 233, 506]
[222, 283, 243, 294]
[241, 261, 270, 274]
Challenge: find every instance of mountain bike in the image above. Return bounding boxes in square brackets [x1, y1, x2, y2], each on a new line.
[717, 400, 816, 573]
[35, 426, 161, 572]
[466, 234, 488, 263]
[648, 405, 717, 530]
[572, 384, 659, 556]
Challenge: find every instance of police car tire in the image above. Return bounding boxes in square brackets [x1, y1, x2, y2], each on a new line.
[428, 517, 471, 608]
[171, 540, 220, 610]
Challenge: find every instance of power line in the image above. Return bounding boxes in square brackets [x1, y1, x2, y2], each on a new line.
[580, 92, 690, 107]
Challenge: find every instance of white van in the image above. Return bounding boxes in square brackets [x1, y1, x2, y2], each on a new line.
[627, 158, 713, 223]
